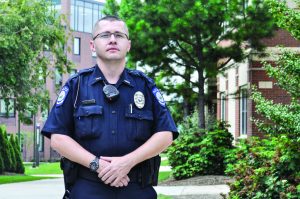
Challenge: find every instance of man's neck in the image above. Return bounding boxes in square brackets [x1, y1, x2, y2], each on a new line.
[96, 59, 125, 84]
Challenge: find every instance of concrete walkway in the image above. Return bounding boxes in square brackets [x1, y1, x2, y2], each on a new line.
[0, 177, 229, 199]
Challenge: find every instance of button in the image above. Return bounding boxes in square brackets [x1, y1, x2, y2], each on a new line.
[112, 110, 116, 114]
[112, 130, 115, 134]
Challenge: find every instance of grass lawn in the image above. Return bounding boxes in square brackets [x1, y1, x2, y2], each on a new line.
[0, 175, 55, 185]
[24, 162, 62, 175]
[158, 171, 172, 183]
[158, 194, 173, 199]
[1, 161, 171, 185]
[160, 159, 170, 166]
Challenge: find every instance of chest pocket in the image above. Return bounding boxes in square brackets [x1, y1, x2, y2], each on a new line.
[125, 107, 154, 142]
[74, 105, 103, 139]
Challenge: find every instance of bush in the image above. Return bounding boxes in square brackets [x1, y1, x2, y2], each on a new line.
[0, 126, 12, 172]
[0, 154, 4, 174]
[8, 135, 17, 172]
[225, 136, 300, 199]
[167, 111, 234, 180]
[13, 136, 25, 174]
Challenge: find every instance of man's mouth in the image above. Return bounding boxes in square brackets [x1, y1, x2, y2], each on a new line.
[107, 48, 119, 51]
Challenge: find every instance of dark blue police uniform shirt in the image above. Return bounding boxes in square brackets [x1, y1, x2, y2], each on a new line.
[42, 65, 178, 157]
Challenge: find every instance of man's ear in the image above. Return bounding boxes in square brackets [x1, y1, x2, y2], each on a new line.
[89, 40, 95, 51]
[127, 40, 131, 52]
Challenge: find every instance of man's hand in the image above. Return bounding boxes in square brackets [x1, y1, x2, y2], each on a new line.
[98, 156, 134, 187]
[97, 158, 130, 187]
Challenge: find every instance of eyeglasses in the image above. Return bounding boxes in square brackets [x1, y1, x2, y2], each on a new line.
[93, 32, 129, 40]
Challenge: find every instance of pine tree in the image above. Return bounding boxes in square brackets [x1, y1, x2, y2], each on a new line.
[7, 134, 16, 172]
[0, 153, 4, 174]
[0, 125, 12, 172]
[13, 136, 25, 174]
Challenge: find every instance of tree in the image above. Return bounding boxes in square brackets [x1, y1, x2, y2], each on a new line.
[0, 126, 12, 172]
[0, 154, 4, 174]
[0, 127, 4, 174]
[12, 135, 25, 174]
[0, 0, 73, 120]
[8, 135, 17, 172]
[104, 0, 275, 128]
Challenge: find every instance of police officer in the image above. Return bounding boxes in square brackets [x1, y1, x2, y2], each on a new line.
[42, 15, 178, 199]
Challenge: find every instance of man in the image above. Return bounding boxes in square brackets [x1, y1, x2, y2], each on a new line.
[42, 15, 178, 199]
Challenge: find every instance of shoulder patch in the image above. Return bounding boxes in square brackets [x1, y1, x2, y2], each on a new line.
[152, 87, 166, 107]
[56, 86, 69, 107]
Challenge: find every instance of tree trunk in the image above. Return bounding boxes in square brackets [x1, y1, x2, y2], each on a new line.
[183, 97, 189, 118]
[198, 69, 205, 129]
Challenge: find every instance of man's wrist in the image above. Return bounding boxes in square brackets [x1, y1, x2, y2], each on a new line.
[89, 156, 100, 172]
[124, 154, 138, 168]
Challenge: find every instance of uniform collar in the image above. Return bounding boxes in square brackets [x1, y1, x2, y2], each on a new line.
[90, 65, 135, 87]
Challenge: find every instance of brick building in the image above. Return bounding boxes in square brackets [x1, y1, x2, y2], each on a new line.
[0, 0, 105, 161]
[217, 28, 300, 141]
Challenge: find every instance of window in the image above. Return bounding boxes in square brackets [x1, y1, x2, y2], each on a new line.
[55, 68, 63, 87]
[48, 0, 61, 18]
[73, 37, 81, 55]
[240, 88, 248, 135]
[0, 99, 15, 117]
[71, 0, 104, 33]
[220, 92, 226, 121]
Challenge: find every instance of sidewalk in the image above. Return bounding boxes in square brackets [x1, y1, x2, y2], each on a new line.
[0, 164, 229, 199]
[0, 177, 229, 199]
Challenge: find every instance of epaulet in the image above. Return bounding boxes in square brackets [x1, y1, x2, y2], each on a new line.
[127, 69, 156, 85]
[69, 66, 95, 80]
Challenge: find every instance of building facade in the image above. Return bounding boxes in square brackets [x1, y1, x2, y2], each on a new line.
[217, 28, 300, 141]
[0, 0, 105, 161]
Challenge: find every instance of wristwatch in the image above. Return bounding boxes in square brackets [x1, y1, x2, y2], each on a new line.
[89, 156, 100, 172]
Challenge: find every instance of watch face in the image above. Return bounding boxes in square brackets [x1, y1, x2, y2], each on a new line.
[90, 159, 99, 172]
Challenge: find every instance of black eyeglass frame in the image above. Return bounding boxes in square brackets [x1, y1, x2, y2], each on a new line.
[93, 32, 129, 40]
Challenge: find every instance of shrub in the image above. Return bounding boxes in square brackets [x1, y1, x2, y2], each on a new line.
[225, 136, 300, 199]
[6, 133, 16, 172]
[167, 110, 234, 180]
[0, 154, 4, 174]
[13, 136, 25, 174]
[0, 125, 12, 172]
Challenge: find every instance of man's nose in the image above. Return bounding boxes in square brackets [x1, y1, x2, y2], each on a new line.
[109, 34, 117, 43]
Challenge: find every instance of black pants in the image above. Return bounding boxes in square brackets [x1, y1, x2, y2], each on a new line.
[70, 178, 157, 199]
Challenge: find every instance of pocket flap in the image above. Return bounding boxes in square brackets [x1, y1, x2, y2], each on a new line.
[75, 105, 103, 117]
[125, 107, 153, 120]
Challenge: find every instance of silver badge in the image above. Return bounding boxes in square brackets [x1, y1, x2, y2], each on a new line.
[134, 91, 145, 109]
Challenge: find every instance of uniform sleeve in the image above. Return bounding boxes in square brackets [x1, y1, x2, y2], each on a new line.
[41, 81, 75, 139]
[151, 87, 179, 140]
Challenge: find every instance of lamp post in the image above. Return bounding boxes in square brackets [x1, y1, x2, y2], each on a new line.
[32, 115, 36, 168]
[36, 123, 40, 167]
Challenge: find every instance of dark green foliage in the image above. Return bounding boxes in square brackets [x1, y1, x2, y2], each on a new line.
[0, 152, 4, 174]
[7, 136, 16, 172]
[225, 136, 300, 199]
[167, 111, 233, 180]
[0, 126, 24, 174]
[0, 126, 12, 172]
[10, 135, 25, 174]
